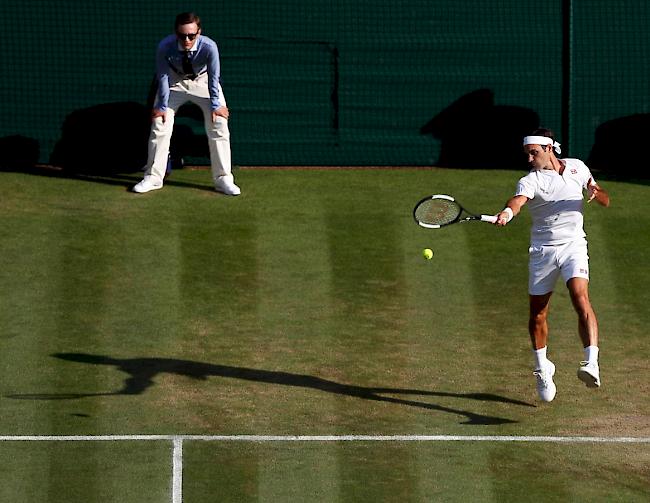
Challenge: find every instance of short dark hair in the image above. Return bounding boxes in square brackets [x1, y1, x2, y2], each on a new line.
[175, 12, 201, 31]
[530, 128, 555, 142]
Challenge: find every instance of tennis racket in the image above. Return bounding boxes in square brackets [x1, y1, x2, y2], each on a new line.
[413, 194, 497, 229]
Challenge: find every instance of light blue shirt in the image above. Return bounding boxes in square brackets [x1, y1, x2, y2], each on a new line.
[155, 34, 222, 111]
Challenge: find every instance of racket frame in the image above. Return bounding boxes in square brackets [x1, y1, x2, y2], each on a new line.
[413, 194, 497, 229]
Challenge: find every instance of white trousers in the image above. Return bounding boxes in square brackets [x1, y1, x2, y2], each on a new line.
[145, 73, 233, 185]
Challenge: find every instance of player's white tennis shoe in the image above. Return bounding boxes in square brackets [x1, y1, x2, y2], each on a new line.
[133, 177, 163, 194]
[534, 360, 557, 402]
[577, 361, 601, 388]
[215, 177, 241, 196]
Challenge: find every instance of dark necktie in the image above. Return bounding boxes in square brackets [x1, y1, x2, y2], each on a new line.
[182, 51, 195, 77]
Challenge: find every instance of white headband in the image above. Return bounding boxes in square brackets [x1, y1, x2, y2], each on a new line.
[523, 136, 562, 154]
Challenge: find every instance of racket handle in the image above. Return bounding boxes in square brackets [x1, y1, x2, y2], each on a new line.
[480, 214, 498, 224]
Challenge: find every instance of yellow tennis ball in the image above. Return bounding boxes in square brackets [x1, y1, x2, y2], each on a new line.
[423, 248, 434, 260]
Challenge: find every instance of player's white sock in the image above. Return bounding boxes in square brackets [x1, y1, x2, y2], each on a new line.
[584, 345, 599, 364]
[533, 346, 549, 369]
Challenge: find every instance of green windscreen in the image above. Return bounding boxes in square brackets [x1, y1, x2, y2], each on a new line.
[1, 1, 648, 175]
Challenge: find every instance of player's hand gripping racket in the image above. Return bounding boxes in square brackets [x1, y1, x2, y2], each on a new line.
[413, 194, 497, 229]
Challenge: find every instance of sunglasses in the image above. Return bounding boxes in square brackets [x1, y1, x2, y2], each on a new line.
[177, 32, 198, 41]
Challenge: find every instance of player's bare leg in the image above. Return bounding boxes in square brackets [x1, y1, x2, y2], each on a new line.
[567, 277, 598, 347]
[529, 292, 552, 350]
[529, 292, 556, 401]
[567, 277, 601, 387]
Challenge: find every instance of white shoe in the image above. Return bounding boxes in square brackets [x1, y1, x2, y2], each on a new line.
[534, 360, 557, 402]
[133, 177, 163, 193]
[215, 178, 241, 196]
[577, 361, 600, 388]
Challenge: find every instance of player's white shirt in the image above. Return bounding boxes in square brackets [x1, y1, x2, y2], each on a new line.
[515, 158, 593, 246]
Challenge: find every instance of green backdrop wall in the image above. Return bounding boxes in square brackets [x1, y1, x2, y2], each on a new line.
[1, 1, 648, 173]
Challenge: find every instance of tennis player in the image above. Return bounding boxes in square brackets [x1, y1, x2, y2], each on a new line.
[134, 12, 240, 195]
[495, 128, 609, 402]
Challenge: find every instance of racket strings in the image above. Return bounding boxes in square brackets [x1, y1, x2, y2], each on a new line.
[415, 199, 461, 226]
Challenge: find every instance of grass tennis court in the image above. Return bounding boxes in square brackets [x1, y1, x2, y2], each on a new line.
[0, 167, 648, 501]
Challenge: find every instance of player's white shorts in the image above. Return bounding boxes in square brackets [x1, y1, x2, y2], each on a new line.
[528, 239, 589, 295]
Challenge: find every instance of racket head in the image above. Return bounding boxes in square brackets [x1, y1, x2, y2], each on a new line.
[413, 194, 463, 228]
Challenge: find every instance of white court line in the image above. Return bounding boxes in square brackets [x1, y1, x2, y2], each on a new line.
[1, 435, 646, 503]
[0, 434, 649, 443]
[172, 438, 183, 503]
[181, 435, 650, 443]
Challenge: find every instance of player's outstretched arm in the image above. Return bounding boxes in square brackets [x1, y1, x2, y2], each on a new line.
[495, 195, 528, 226]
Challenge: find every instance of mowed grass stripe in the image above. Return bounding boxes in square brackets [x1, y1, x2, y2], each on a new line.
[323, 170, 446, 500]
[254, 173, 342, 501]
[403, 170, 532, 428]
[589, 181, 650, 343]
[403, 169, 502, 499]
[0, 441, 171, 503]
[1, 214, 69, 434]
[1, 169, 649, 502]
[183, 439, 650, 501]
[577, 181, 650, 436]
[257, 170, 415, 499]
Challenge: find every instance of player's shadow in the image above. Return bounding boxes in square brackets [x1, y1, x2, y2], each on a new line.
[49, 102, 151, 174]
[48, 100, 209, 183]
[0, 135, 40, 171]
[7, 353, 535, 425]
[421, 89, 539, 170]
[587, 113, 650, 181]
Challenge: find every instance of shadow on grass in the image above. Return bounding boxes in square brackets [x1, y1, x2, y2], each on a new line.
[8, 166, 218, 193]
[7, 353, 535, 425]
